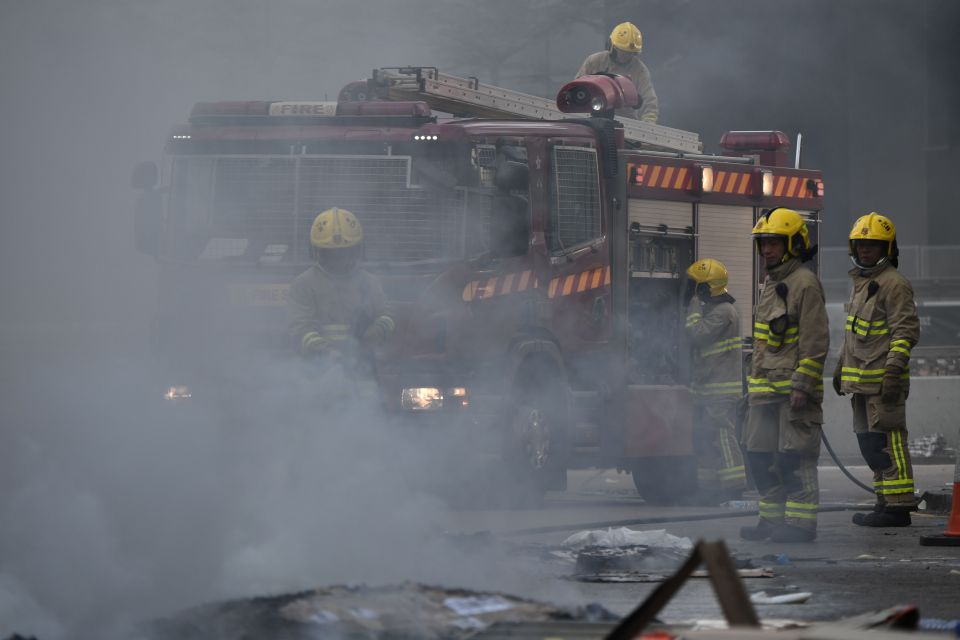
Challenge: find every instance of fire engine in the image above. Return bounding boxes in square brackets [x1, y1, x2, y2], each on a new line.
[132, 68, 824, 502]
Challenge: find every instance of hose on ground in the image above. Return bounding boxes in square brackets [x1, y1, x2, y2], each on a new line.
[821, 430, 874, 494]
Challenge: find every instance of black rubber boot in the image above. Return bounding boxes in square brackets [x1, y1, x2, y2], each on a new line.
[770, 523, 817, 543]
[739, 519, 774, 541]
[852, 509, 911, 527]
[851, 503, 885, 525]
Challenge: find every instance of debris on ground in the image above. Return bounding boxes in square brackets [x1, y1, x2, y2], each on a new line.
[721, 500, 759, 509]
[560, 529, 779, 582]
[919, 489, 956, 514]
[918, 618, 960, 634]
[574, 543, 692, 574]
[750, 589, 813, 605]
[689, 618, 807, 630]
[141, 583, 615, 640]
[561, 527, 693, 552]
[761, 553, 794, 566]
[571, 567, 775, 583]
[560, 528, 695, 576]
[908, 433, 955, 459]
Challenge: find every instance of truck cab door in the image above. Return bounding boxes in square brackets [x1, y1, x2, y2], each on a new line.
[543, 144, 611, 350]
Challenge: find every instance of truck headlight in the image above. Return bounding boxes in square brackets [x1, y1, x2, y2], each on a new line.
[448, 387, 470, 408]
[164, 385, 192, 401]
[401, 387, 443, 410]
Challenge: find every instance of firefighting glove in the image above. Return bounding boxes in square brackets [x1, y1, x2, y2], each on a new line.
[300, 331, 330, 356]
[362, 314, 396, 345]
[881, 370, 902, 404]
[832, 360, 845, 396]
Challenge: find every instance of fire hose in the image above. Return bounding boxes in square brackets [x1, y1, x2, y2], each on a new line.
[821, 430, 875, 494]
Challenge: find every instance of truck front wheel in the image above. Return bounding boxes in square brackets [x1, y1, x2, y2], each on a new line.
[501, 371, 570, 505]
[629, 456, 697, 505]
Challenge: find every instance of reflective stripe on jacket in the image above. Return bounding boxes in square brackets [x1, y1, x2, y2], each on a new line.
[685, 298, 742, 404]
[839, 262, 919, 395]
[749, 258, 829, 404]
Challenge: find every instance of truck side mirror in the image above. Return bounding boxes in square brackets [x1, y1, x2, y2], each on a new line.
[131, 161, 158, 190]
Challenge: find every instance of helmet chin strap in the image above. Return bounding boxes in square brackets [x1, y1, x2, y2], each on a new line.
[850, 254, 889, 272]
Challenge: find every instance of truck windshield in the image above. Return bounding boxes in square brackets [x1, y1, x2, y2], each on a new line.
[164, 144, 493, 267]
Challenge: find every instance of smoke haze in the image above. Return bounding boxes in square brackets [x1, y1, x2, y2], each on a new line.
[0, 1, 956, 637]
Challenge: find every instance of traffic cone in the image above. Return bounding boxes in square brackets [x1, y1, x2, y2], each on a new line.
[919, 449, 960, 546]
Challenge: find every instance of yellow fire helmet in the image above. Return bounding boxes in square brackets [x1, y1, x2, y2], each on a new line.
[848, 212, 896, 258]
[686, 258, 729, 296]
[610, 22, 643, 53]
[752, 207, 810, 258]
[310, 207, 363, 249]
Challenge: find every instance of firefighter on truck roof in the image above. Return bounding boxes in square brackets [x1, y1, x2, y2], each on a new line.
[287, 208, 395, 363]
[741, 208, 829, 544]
[576, 21, 659, 122]
[833, 213, 920, 527]
[683, 258, 747, 502]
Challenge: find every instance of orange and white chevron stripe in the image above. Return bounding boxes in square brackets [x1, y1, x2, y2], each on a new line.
[628, 163, 818, 199]
[462, 266, 611, 302]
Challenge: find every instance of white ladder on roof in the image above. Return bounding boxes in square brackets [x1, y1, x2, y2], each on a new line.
[372, 67, 703, 154]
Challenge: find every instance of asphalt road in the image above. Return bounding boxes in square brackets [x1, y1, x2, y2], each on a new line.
[2, 349, 957, 635]
[439, 465, 960, 624]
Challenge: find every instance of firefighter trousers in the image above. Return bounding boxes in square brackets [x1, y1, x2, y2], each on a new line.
[743, 400, 821, 531]
[851, 393, 917, 510]
[694, 402, 747, 491]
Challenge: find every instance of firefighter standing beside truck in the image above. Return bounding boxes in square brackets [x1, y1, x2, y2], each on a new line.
[287, 208, 395, 364]
[576, 21, 659, 122]
[683, 258, 747, 501]
[740, 208, 829, 544]
[833, 213, 919, 527]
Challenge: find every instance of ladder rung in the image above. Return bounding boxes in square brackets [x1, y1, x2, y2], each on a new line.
[373, 67, 703, 154]
[417, 78, 565, 119]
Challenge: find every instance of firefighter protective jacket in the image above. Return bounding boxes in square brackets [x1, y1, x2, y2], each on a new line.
[685, 296, 742, 405]
[576, 51, 659, 122]
[839, 262, 919, 395]
[749, 258, 829, 403]
[287, 264, 391, 355]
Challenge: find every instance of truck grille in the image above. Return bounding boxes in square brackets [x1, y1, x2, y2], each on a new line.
[551, 146, 601, 251]
[173, 155, 480, 263]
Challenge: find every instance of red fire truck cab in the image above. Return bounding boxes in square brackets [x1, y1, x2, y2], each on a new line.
[132, 71, 824, 502]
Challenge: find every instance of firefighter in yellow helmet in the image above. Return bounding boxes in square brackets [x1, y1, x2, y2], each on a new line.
[741, 208, 829, 543]
[576, 21, 659, 122]
[683, 258, 747, 501]
[287, 208, 395, 360]
[832, 213, 919, 526]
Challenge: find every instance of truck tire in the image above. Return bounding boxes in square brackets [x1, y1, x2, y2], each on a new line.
[500, 369, 570, 507]
[630, 456, 697, 505]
